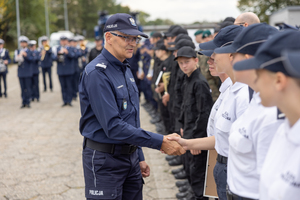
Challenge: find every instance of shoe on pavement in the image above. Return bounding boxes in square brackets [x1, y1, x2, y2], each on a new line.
[174, 171, 187, 179]
[168, 156, 183, 166]
[176, 180, 189, 188]
[165, 155, 177, 161]
[178, 184, 191, 193]
[172, 167, 184, 175]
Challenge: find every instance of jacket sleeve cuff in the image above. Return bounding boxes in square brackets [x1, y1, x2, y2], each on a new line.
[147, 132, 164, 150]
[138, 147, 145, 162]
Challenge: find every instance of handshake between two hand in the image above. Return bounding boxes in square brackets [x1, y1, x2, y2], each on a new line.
[160, 133, 187, 155]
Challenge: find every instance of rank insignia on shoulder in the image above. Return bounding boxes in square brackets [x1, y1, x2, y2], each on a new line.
[130, 78, 135, 82]
[122, 99, 127, 110]
[96, 63, 107, 69]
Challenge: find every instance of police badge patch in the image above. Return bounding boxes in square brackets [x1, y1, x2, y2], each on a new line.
[129, 18, 136, 27]
[122, 99, 127, 110]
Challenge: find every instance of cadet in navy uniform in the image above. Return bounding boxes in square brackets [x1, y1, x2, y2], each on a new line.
[40, 36, 54, 92]
[0, 39, 11, 98]
[79, 13, 185, 200]
[29, 40, 41, 102]
[14, 36, 33, 108]
[56, 36, 76, 106]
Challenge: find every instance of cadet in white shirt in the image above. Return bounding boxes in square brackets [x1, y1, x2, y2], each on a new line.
[168, 25, 247, 200]
[235, 30, 300, 200]
[217, 23, 284, 200]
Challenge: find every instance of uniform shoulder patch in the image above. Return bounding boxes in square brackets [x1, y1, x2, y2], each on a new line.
[96, 62, 107, 69]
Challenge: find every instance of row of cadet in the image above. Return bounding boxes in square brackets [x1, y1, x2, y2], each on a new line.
[130, 12, 300, 200]
[0, 35, 104, 108]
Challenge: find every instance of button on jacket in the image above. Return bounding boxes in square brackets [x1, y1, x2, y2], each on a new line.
[228, 93, 284, 199]
[179, 68, 213, 139]
[79, 48, 163, 161]
[260, 118, 300, 200]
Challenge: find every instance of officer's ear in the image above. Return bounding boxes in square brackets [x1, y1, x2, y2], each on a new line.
[105, 32, 113, 45]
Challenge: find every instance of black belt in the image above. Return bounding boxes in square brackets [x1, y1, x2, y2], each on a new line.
[227, 187, 257, 200]
[84, 138, 138, 155]
[217, 154, 228, 164]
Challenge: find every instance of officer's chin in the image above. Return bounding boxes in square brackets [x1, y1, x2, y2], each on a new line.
[126, 52, 134, 59]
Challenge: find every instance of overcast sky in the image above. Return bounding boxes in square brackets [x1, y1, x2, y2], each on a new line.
[116, 0, 241, 24]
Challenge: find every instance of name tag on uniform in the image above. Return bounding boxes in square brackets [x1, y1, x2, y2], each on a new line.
[122, 99, 127, 110]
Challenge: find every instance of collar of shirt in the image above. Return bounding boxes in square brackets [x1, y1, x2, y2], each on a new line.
[186, 68, 200, 81]
[219, 77, 232, 93]
[284, 118, 300, 146]
[252, 92, 261, 104]
[230, 81, 247, 93]
[101, 48, 130, 71]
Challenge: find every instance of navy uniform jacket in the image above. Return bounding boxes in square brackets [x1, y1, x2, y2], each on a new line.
[79, 48, 164, 161]
[0, 48, 11, 74]
[40, 47, 54, 68]
[56, 46, 76, 76]
[14, 48, 33, 78]
[31, 50, 41, 75]
[80, 48, 88, 68]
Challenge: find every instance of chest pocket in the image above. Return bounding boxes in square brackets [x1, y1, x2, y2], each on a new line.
[215, 112, 233, 133]
[115, 86, 130, 115]
[229, 130, 252, 154]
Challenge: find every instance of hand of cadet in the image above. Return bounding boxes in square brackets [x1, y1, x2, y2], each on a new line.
[166, 134, 189, 151]
[63, 48, 69, 54]
[22, 51, 27, 57]
[180, 128, 184, 137]
[139, 161, 150, 178]
[190, 149, 201, 155]
[146, 75, 152, 81]
[155, 83, 165, 94]
[162, 93, 170, 106]
[4, 60, 8, 65]
[161, 135, 186, 155]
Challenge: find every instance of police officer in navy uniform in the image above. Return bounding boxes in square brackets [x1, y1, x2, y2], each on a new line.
[79, 13, 185, 200]
[56, 35, 76, 107]
[29, 40, 41, 102]
[0, 39, 11, 98]
[14, 36, 33, 108]
[40, 36, 54, 92]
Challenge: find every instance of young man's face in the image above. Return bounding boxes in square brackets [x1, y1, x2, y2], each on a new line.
[195, 34, 203, 43]
[155, 49, 164, 60]
[20, 41, 27, 48]
[207, 54, 223, 77]
[255, 69, 278, 107]
[214, 53, 232, 74]
[0, 44, 3, 49]
[232, 53, 257, 89]
[177, 57, 198, 77]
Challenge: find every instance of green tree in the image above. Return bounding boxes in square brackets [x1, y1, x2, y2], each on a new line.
[237, 0, 300, 23]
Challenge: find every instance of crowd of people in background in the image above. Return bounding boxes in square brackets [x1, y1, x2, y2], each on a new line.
[0, 34, 103, 108]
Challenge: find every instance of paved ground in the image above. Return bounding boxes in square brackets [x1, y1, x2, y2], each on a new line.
[0, 64, 182, 200]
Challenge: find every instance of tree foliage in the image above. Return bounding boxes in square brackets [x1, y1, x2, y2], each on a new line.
[0, 0, 175, 49]
[237, 0, 300, 23]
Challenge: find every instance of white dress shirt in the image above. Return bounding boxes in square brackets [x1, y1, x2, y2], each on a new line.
[207, 77, 232, 137]
[213, 82, 249, 157]
[227, 93, 284, 199]
[260, 118, 300, 200]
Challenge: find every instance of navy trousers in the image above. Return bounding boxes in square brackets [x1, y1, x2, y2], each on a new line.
[213, 161, 227, 200]
[0, 72, 7, 96]
[42, 67, 52, 91]
[31, 73, 40, 100]
[19, 77, 32, 105]
[58, 75, 73, 104]
[83, 146, 143, 200]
